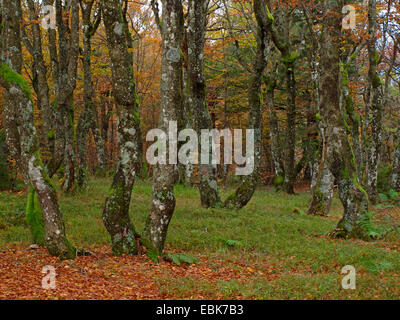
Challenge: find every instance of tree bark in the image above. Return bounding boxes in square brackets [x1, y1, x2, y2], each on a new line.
[142, 0, 184, 254]
[77, 1, 104, 189]
[308, 132, 334, 216]
[319, 0, 369, 239]
[1, 0, 75, 258]
[223, 0, 268, 209]
[264, 3, 297, 194]
[187, 0, 221, 208]
[53, 0, 80, 192]
[264, 74, 284, 187]
[22, 0, 52, 163]
[391, 107, 400, 191]
[101, 0, 141, 255]
[366, 0, 383, 204]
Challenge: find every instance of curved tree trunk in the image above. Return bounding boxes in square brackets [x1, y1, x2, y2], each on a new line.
[22, 0, 52, 162]
[187, 0, 221, 208]
[319, 0, 369, 239]
[142, 0, 184, 254]
[1, 0, 75, 258]
[223, 0, 267, 209]
[52, 0, 80, 192]
[77, 1, 104, 189]
[101, 0, 141, 255]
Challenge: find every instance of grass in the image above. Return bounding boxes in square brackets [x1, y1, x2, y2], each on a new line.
[0, 177, 399, 299]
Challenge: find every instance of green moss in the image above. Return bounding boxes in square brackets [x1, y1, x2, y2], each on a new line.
[282, 52, 299, 65]
[273, 174, 284, 186]
[0, 129, 12, 191]
[25, 186, 45, 245]
[47, 129, 54, 140]
[0, 63, 32, 101]
[33, 151, 56, 193]
[352, 174, 369, 204]
[266, 5, 275, 23]
[341, 167, 349, 179]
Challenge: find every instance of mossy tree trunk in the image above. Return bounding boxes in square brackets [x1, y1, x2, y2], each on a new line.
[42, 0, 64, 178]
[263, 4, 297, 194]
[101, 0, 141, 256]
[0, 129, 13, 191]
[265, 73, 284, 187]
[283, 58, 297, 194]
[187, 0, 221, 208]
[1, 0, 75, 258]
[21, 0, 53, 163]
[366, 0, 383, 204]
[223, 0, 268, 209]
[142, 0, 184, 254]
[308, 137, 334, 216]
[77, 1, 104, 189]
[52, 0, 80, 192]
[319, 0, 369, 239]
[391, 108, 400, 191]
[178, 56, 194, 186]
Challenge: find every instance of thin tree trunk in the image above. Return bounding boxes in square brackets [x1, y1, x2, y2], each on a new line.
[265, 74, 284, 187]
[44, 1, 64, 178]
[223, 0, 267, 209]
[54, 0, 80, 192]
[187, 0, 221, 208]
[283, 60, 296, 194]
[366, 0, 383, 204]
[22, 0, 52, 162]
[77, 1, 104, 188]
[391, 106, 400, 191]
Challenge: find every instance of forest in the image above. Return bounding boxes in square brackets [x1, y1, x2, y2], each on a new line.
[0, 0, 399, 300]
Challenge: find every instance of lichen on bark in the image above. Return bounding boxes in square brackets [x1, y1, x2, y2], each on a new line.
[142, 0, 184, 254]
[101, 0, 141, 255]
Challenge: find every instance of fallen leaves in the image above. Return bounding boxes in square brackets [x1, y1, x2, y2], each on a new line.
[0, 244, 279, 300]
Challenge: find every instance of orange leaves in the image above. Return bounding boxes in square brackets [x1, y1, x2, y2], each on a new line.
[0, 244, 283, 300]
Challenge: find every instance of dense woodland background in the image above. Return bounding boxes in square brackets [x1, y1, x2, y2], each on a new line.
[0, 0, 400, 298]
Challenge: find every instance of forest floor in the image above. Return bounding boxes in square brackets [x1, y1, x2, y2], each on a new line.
[0, 177, 399, 300]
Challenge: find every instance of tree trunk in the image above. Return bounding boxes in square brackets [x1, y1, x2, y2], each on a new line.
[283, 61, 296, 194]
[142, 0, 184, 254]
[265, 75, 284, 187]
[187, 0, 221, 208]
[319, 0, 369, 239]
[42, 0, 64, 178]
[223, 0, 267, 209]
[55, 0, 80, 192]
[263, 5, 297, 194]
[22, 0, 52, 163]
[1, 0, 75, 258]
[391, 109, 400, 191]
[101, 0, 141, 255]
[308, 133, 334, 216]
[366, 0, 383, 204]
[77, 1, 104, 189]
